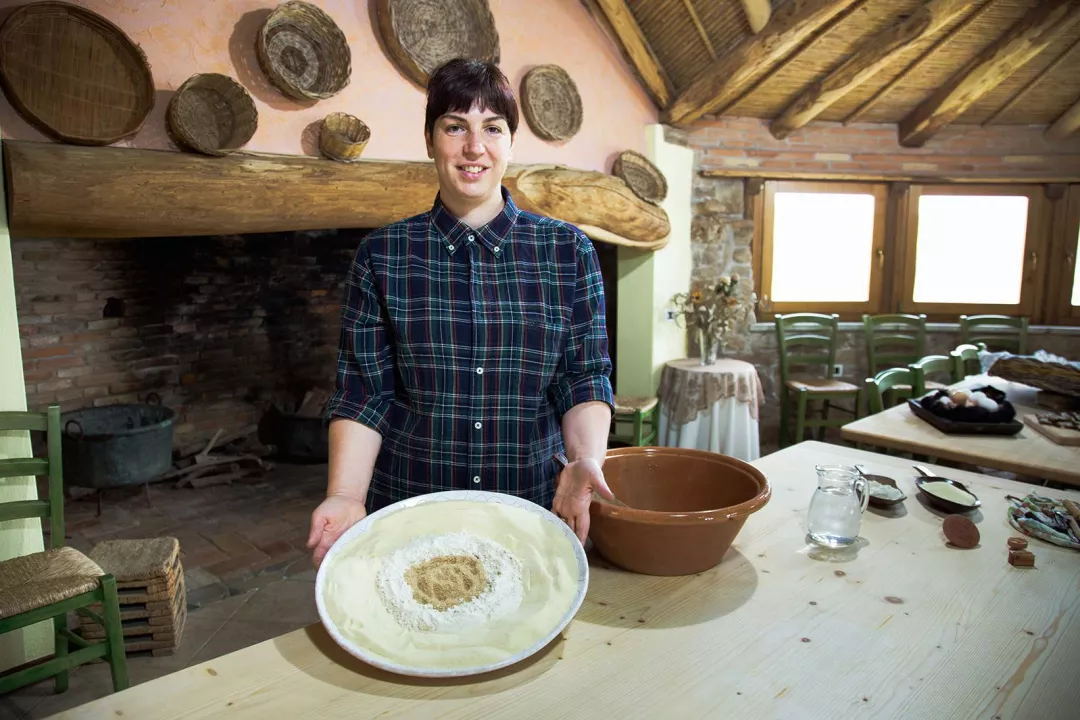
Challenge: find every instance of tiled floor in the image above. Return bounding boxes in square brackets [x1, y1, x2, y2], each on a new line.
[56, 461, 330, 608]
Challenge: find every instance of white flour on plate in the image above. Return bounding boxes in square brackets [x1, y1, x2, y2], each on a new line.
[376, 532, 524, 632]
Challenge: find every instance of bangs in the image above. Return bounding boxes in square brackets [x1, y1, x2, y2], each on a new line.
[425, 59, 519, 136]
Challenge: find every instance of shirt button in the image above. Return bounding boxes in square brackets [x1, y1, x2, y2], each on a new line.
[447, 244, 455, 251]
[474, 421, 482, 429]
[493, 246, 501, 254]
[472, 476, 481, 484]
[476, 367, 483, 375]
[467, 234, 475, 242]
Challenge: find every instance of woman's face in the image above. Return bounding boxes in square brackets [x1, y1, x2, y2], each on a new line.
[426, 102, 513, 208]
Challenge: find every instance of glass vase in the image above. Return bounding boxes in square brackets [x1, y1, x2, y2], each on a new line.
[698, 329, 719, 365]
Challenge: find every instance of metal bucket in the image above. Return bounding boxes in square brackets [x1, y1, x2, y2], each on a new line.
[61, 394, 176, 488]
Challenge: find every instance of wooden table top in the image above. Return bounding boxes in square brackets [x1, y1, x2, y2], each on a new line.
[840, 383, 1080, 487]
[59, 442, 1080, 720]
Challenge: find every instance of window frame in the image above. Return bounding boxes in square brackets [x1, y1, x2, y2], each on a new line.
[758, 180, 889, 319]
[1049, 184, 1080, 323]
[896, 184, 1047, 319]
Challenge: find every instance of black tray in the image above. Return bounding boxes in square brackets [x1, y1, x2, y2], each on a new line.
[907, 399, 1023, 436]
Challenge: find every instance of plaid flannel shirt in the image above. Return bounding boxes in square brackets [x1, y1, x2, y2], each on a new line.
[327, 187, 614, 512]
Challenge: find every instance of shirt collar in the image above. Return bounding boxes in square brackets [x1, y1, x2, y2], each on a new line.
[430, 186, 520, 256]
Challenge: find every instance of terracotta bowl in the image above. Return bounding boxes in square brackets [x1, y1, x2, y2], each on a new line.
[588, 447, 771, 576]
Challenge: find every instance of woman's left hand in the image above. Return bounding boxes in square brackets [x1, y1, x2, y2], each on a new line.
[552, 457, 615, 545]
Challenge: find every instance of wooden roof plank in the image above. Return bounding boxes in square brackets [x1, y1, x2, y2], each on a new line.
[898, 0, 1080, 147]
[1046, 95, 1080, 141]
[680, 0, 717, 60]
[844, 0, 996, 126]
[663, 0, 865, 127]
[770, 0, 973, 139]
[983, 36, 1080, 125]
[590, 0, 674, 107]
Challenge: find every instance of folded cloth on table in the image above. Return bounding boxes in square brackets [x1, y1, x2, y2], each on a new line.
[1007, 493, 1080, 551]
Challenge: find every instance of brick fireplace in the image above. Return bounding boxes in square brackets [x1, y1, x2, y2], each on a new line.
[13, 227, 622, 454]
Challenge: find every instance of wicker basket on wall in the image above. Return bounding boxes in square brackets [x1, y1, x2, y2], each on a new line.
[521, 64, 583, 142]
[613, 150, 668, 204]
[256, 1, 351, 101]
[319, 112, 370, 162]
[166, 74, 258, 156]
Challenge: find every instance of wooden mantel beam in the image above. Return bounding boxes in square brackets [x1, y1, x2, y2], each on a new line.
[898, 0, 1080, 148]
[590, 0, 674, 107]
[663, 0, 863, 128]
[2, 141, 670, 250]
[770, 0, 972, 140]
[1046, 95, 1080, 142]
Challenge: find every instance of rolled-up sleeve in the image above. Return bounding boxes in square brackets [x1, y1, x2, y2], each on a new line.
[550, 234, 616, 417]
[326, 243, 395, 435]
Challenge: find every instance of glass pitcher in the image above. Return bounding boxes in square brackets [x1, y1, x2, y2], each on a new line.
[807, 465, 868, 548]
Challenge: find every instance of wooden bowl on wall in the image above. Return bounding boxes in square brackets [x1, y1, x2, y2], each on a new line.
[589, 447, 771, 576]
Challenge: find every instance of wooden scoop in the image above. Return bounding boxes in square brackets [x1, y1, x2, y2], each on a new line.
[553, 452, 629, 508]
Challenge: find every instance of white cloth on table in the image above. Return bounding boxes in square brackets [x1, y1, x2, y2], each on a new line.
[656, 358, 764, 461]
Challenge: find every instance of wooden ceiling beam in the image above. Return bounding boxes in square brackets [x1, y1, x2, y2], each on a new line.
[739, 0, 772, 34]
[898, 0, 1080, 148]
[588, 0, 674, 108]
[1046, 96, 1080, 142]
[844, 0, 995, 126]
[663, 0, 864, 128]
[770, 0, 973, 140]
[681, 0, 717, 60]
[984, 37, 1080, 126]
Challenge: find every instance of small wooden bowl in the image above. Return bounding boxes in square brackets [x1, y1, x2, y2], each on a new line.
[862, 473, 907, 508]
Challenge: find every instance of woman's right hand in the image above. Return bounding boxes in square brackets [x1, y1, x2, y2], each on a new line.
[307, 495, 367, 567]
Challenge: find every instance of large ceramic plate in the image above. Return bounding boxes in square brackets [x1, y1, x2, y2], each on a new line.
[315, 490, 588, 678]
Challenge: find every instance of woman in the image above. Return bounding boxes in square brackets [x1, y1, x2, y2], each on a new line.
[307, 58, 615, 567]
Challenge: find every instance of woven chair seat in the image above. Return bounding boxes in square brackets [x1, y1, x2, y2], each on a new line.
[0, 547, 103, 619]
[613, 395, 659, 414]
[786, 378, 860, 393]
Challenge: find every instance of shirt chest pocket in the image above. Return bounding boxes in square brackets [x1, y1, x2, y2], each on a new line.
[510, 311, 566, 401]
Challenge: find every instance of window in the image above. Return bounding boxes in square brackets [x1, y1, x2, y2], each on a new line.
[752, 180, 1065, 323]
[758, 181, 887, 315]
[899, 185, 1045, 316]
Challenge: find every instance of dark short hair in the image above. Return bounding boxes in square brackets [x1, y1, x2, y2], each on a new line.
[424, 58, 519, 138]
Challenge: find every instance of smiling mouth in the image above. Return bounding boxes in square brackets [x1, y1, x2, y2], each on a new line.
[459, 165, 488, 175]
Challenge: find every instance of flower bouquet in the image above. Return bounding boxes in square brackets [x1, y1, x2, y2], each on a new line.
[671, 274, 757, 365]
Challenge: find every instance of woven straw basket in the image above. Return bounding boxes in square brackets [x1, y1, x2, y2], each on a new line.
[319, 112, 370, 162]
[613, 150, 668, 204]
[257, 1, 351, 102]
[166, 73, 258, 156]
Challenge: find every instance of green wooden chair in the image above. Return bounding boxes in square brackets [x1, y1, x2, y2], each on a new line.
[609, 396, 659, 447]
[862, 313, 928, 375]
[950, 342, 987, 380]
[910, 355, 960, 397]
[959, 315, 1029, 355]
[866, 367, 917, 415]
[0, 405, 129, 696]
[775, 313, 861, 448]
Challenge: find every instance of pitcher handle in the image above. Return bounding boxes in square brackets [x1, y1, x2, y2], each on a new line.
[855, 475, 869, 513]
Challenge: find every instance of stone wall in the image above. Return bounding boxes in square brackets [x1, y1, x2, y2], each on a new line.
[14, 231, 364, 450]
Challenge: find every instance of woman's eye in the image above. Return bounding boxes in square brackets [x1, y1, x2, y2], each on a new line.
[486, 126, 503, 135]
[445, 124, 464, 133]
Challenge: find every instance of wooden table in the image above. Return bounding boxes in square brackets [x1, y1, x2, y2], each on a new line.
[840, 381, 1080, 487]
[58, 442, 1080, 719]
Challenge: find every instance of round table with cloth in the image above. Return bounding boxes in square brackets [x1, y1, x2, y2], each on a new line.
[657, 358, 764, 461]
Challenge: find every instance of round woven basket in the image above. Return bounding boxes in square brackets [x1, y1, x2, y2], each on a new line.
[0, 1, 155, 145]
[613, 150, 668, 204]
[319, 112, 370, 162]
[521, 65, 583, 142]
[257, 1, 351, 101]
[166, 73, 258, 156]
[375, 0, 500, 88]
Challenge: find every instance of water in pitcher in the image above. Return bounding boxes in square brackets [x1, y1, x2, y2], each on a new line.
[807, 465, 867, 548]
